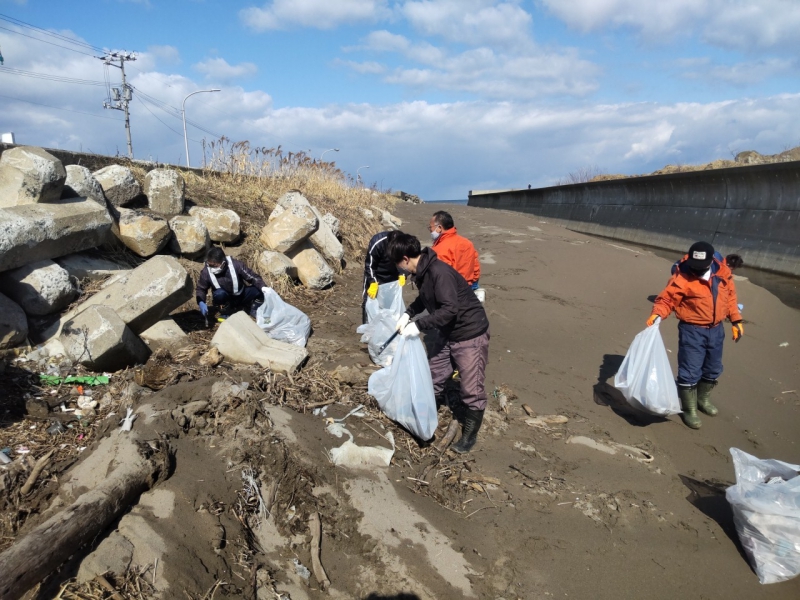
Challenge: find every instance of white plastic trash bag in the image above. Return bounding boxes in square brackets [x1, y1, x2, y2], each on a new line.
[368, 335, 438, 440]
[726, 448, 800, 584]
[255, 288, 311, 347]
[613, 320, 681, 416]
[371, 280, 405, 319]
[363, 309, 399, 368]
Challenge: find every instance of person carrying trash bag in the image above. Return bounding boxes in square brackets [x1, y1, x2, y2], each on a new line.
[196, 247, 267, 322]
[647, 241, 743, 429]
[362, 230, 404, 324]
[388, 232, 490, 453]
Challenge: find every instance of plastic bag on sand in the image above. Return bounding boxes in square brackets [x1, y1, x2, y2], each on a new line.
[725, 448, 800, 584]
[256, 288, 311, 347]
[368, 335, 438, 440]
[357, 281, 405, 345]
[613, 321, 681, 416]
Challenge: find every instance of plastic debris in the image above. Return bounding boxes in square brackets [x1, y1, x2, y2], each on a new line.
[292, 559, 311, 580]
[47, 421, 66, 435]
[77, 396, 98, 410]
[39, 374, 110, 386]
[120, 407, 136, 432]
[0, 449, 11, 464]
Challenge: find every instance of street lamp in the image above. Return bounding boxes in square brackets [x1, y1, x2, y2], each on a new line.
[321, 148, 339, 162]
[182, 88, 220, 168]
[357, 165, 369, 184]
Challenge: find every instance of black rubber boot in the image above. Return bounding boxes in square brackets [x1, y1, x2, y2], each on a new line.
[452, 408, 484, 454]
[697, 378, 719, 416]
[678, 385, 701, 429]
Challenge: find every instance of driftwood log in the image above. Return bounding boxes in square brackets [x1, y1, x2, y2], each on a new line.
[308, 511, 330, 591]
[0, 440, 169, 600]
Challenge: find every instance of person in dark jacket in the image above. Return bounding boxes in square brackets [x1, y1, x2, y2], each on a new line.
[196, 247, 267, 321]
[388, 232, 490, 453]
[362, 230, 403, 323]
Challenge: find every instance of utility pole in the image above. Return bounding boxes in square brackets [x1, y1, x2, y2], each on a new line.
[100, 51, 136, 158]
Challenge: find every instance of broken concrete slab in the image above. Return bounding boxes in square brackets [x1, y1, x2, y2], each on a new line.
[0, 146, 66, 207]
[144, 168, 185, 216]
[61, 305, 150, 371]
[55, 252, 131, 281]
[187, 206, 241, 243]
[211, 312, 307, 373]
[274, 191, 343, 263]
[114, 207, 172, 257]
[268, 204, 285, 222]
[64, 255, 192, 335]
[259, 205, 317, 253]
[0, 259, 77, 316]
[62, 165, 105, 204]
[257, 250, 298, 279]
[169, 215, 209, 256]
[0, 197, 113, 273]
[0, 292, 28, 349]
[322, 213, 340, 237]
[381, 210, 402, 230]
[93, 164, 142, 207]
[287, 242, 334, 289]
[140, 318, 189, 354]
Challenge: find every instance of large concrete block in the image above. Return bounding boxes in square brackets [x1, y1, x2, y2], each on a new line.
[140, 318, 189, 354]
[274, 191, 343, 262]
[0, 146, 66, 207]
[61, 305, 150, 372]
[144, 168, 185, 216]
[169, 215, 209, 256]
[322, 213, 340, 237]
[0, 259, 77, 316]
[72, 255, 192, 334]
[93, 165, 142, 207]
[0, 197, 113, 273]
[63, 165, 105, 204]
[259, 205, 317, 253]
[115, 208, 172, 257]
[55, 253, 131, 281]
[187, 206, 241, 243]
[211, 312, 306, 373]
[0, 292, 28, 349]
[257, 250, 298, 279]
[287, 242, 334, 289]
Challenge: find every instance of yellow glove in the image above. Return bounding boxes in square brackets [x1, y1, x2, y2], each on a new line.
[646, 314, 659, 327]
[398, 274, 406, 287]
[367, 282, 378, 299]
[732, 322, 744, 342]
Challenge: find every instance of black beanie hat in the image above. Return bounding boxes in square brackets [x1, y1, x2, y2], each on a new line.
[686, 241, 714, 271]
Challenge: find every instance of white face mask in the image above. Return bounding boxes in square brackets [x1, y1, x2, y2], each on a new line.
[431, 230, 441, 241]
[209, 266, 223, 275]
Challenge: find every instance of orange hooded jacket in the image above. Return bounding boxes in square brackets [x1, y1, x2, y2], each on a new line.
[652, 255, 742, 326]
[432, 227, 481, 285]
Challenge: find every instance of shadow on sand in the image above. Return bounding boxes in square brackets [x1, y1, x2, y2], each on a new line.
[593, 353, 669, 427]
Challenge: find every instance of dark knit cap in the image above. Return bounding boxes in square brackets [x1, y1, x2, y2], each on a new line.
[686, 241, 714, 271]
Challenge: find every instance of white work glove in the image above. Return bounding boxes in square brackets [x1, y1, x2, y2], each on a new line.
[396, 313, 410, 332]
[400, 322, 420, 338]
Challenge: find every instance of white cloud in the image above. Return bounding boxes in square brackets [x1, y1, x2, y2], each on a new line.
[402, 0, 534, 48]
[240, 0, 390, 31]
[680, 58, 796, 86]
[337, 59, 387, 74]
[539, 0, 800, 51]
[146, 45, 181, 65]
[192, 57, 258, 81]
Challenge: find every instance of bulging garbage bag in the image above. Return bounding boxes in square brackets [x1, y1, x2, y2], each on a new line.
[726, 448, 800, 584]
[368, 334, 438, 440]
[613, 321, 681, 416]
[357, 281, 406, 365]
[255, 288, 311, 347]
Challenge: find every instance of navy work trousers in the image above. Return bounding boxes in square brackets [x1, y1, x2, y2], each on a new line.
[212, 286, 262, 317]
[677, 321, 724, 386]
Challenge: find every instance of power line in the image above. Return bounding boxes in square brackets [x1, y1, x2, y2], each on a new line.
[0, 13, 105, 53]
[0, 92, 122, 120]
[131, 85, 223, 138]
[136, 95, 201, 141]
[0, 65, 105, 86]
[0, 25, 98, 57]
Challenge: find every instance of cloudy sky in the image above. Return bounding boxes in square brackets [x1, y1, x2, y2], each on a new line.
[1, 0, 799, 199]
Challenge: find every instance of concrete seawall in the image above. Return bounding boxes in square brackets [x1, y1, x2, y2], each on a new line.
[468, 161, 800, 277]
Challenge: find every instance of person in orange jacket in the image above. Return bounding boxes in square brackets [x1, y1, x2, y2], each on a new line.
[647, 241, 744, 429]
[429, 211, 481, 289]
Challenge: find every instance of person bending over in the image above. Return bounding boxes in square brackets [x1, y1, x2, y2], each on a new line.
[196, 247, 267, 321]
[362, 230, 404, 323]
[389, 232, 490, 453]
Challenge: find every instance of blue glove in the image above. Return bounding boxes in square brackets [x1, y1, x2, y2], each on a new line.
[199, 301, 208, 316]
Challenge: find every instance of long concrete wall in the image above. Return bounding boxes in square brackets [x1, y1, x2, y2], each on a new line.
[468, 161, 800, 277]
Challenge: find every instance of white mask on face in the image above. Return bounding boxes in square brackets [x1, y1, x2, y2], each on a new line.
[209, 266, 222, 275]
[431, 230, 441, 241]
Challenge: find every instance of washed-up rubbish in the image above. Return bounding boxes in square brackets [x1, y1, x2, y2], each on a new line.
[324, 404, 366, 424]
[0, 449, 11, 464]
[726, 448, 800, 584]
[368, 335, 438, 440]
[255, 287, 311, 347]
[120, 407, 136, 432]
[77, 396, 98, 410]
[39, 374, 110, 386]
[292, 558, 311, 581]
[614, 319, 681, 416]
[326, 422, 395, 468]
[47, 421, 66, 435]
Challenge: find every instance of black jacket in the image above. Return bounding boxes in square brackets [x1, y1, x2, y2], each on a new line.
[363, 231, 400, 287]
[406, 248, 489, 342]
[196, 257, 265, 304]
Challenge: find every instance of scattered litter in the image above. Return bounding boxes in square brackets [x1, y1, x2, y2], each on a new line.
[567, 435, 655, 464]
[325, 403, 366, 424]
[0, 449, 11, 464]
[77, 396, 98, 410]
[39, 374, 110, 386]
[47, 421, 66, 435]
[779, 343, 789, 348]
[120, 407, 136, 432]
[313, 406, 329, 417]
[292, 558, 311, 581]
[525, 415, 568, 428]
[326, 423, 395, 468]
[15, 446, 30, 455]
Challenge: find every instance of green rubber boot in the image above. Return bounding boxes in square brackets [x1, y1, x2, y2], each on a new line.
[678, 385, 702, 429]
[697, 379, 719, 416]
